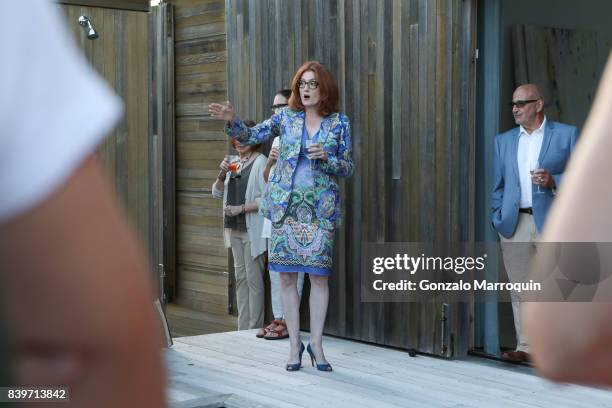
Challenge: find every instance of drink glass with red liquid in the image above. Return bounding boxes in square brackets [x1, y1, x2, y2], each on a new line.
[227, 155, 241, 178]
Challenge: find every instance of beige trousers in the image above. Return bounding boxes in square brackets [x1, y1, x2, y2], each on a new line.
[230, 230, 265, 330]
[499, 213, 539, 352]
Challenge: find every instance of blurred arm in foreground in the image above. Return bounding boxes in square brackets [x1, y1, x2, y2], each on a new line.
[525, 53, 612, 386]
[0, 157, 166, 407]
[0, 0, 165, 406]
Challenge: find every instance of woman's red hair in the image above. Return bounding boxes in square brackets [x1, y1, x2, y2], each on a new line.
[288, 61, 339, 117]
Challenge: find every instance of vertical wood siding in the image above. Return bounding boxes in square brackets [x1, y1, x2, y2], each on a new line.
[152, 4, 177, 300]
[168, 0, 235, 323]
[61, 5, 153, 261]
[511, 23, 612, 129]
[226, 0, 476, 356]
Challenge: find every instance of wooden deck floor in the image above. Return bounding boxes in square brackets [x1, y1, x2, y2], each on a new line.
[166, 303, 237, 338]
[166, 330, 612, 408]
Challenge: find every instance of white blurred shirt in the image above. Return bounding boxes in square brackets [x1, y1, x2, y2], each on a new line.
[0, 0, 122, 222]
[517, 117, 546, 208]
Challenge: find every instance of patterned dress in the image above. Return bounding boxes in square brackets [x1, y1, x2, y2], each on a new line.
[268, 126, 334, 276]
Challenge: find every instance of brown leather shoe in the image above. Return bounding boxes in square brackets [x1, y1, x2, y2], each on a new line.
[501, 350, 531, 363]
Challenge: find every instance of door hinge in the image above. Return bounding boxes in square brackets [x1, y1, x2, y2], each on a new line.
[158, 263, 167, 303]
[440, 303, 449, 356]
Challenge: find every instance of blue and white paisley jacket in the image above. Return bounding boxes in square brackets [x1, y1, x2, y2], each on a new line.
[225, 108, 353, 230]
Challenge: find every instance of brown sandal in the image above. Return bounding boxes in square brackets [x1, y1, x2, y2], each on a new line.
[264, 320, 289, 340]
[256, 319, 281, 338]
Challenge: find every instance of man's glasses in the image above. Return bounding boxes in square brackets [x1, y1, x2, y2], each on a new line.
[510, 99, 539, 108]
[271, 103, 287, 113]
[298, 80, 319, 90]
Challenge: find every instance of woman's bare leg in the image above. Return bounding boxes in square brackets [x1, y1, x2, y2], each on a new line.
[308, 275, 329, 364]
[279, 272, 301, 364]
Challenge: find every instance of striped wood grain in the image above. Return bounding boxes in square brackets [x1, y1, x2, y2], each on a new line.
[61, 5, 153, 265]
[225, 0, 477, 357]
[167, 0, 234, 326]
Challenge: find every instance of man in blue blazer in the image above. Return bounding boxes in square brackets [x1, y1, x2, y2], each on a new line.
[491, 84, 579, 362]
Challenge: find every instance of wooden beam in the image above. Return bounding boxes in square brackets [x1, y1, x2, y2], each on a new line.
[57, 0, 150, 12]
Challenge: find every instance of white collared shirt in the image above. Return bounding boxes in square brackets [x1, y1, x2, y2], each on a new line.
[517, 117, 546, 208]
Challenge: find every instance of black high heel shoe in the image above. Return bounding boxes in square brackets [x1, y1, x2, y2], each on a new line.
[306, 344, 333, 372]
[286, 342, 305, 371]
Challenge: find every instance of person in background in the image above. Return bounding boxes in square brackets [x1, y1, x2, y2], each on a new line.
[525, 55, 612, 386]
[490, 84, 578, 363]
[209, 61, 353, 372]
[0, 1, 165, 406]
[212, 121, 267, 331]
[257, 89, 305, 341]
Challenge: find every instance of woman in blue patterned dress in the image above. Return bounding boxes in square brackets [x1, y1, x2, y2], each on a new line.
[209, 61, 353, 372]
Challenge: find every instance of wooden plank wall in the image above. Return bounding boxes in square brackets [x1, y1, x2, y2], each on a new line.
[61, 5, 153, 261]
[167, 0, 235, 324]
[511, 24, 612, 129]
[226, 0, 476, 356]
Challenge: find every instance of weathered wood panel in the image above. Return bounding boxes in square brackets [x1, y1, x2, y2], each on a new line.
[226, 0, 477, 357]
[511, 23, 612, 129]
[167, 0, 235, 328]
[152, 3, 177, 301]
[61, 5, 153, 264]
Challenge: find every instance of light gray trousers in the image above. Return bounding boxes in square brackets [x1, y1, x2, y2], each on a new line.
[499, 213, 540, 352]
[230, 230, 265, 330]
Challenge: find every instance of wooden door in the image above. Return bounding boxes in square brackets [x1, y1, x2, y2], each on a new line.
[60, 5, 153, 267]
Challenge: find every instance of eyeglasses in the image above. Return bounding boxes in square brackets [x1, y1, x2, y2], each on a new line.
[510, 99, 539, 108]
[298, 80, 319, 90]
[271, 103, 287, 113]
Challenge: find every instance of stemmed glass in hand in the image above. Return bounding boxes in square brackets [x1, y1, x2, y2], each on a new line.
[530, 160, 543, 194]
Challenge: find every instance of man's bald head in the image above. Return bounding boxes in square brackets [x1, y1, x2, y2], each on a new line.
[515, 84, 544, 101]
[512, 84, 545, 132]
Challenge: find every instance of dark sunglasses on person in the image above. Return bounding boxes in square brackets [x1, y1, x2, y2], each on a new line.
[298, 80, 319, 90]
[271, 103, 287, 113]
[510, 99, 539, 108]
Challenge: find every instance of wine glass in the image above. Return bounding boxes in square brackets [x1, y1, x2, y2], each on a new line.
[530, 160, 543, 194]
[305, 139, 315, 171]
